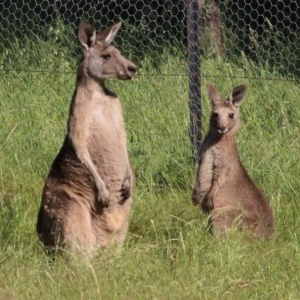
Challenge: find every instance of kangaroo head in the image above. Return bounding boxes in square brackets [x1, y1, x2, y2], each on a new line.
[206, 83, 247, 136]
[78, 20, 137, 81]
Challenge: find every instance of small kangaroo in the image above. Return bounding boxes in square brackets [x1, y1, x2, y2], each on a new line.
[191, 83, 275, 238]
[37, 20, 137, 254]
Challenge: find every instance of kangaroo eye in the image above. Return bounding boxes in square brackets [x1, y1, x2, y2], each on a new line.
[212, 113, 218, 118]
[102, 54, 111, 61]
[229, 113, 234, 119]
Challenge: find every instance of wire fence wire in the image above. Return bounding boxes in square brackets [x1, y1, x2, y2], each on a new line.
[0, 0, 299, 155]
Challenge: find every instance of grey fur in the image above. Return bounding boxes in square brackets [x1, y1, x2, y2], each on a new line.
[37, 20, 137, 255]
[192, 83, 275, 238]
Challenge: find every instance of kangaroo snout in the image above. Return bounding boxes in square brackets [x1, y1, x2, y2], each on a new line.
[125, 63, 137, 79]
[117, 63, 137, 80]
[128, 64, 137, 74]
[217, 124, 227, 134]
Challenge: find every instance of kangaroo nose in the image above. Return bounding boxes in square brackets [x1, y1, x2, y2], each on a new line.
[217, 125, 226, 133]
[128, 65, 137, 74]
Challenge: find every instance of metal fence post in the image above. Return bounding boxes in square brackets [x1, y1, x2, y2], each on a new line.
[187, 0, 202, 161]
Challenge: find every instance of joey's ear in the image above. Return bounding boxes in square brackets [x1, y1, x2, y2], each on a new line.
[229, 85, 247, 107]
[206, 83, 223, 106]
[78, 20, 96, 49]
[96, 21, 122, 44]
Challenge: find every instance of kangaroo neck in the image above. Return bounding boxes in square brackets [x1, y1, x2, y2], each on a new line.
[76, 69, 105, 92]
[203, 131, 240, 171]
[204, 130, 238, 152]
[75, 58, 116, 97]
[68, 73, 115, 120]
[75, 72, 116, 99]
[218, 132, 236, 147]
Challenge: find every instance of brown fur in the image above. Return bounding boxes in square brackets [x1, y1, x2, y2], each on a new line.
[191, 83, 275, 238]
[37, 20, 137, 255]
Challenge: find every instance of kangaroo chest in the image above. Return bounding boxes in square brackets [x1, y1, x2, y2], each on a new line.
[68, 89, 129, 191]
[88, 96, 127, 156]
[210, 140, 237, 184]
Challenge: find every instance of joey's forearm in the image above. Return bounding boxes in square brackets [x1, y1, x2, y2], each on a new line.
[192, 153, 214, 205]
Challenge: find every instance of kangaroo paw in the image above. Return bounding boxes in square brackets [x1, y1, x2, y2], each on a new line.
[120, 183, 131, 203]
[96, 187, 110, 207]
[201, 196, 214, 213]
[191, 189, 200, 206]
[121, 174, 131, 199]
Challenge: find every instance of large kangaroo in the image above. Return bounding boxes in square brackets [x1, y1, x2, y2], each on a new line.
[37, 20, 137, 254]
[191, 83, 275, 238]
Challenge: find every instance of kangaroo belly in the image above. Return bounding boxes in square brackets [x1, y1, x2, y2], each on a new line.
[88, 108, 129, 193]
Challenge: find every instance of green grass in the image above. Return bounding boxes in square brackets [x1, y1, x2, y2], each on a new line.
[0, 38, 300, 299]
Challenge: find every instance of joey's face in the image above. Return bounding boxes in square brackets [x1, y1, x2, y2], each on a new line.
[210, 102, 240, 135]
[86, 43, 137, 81]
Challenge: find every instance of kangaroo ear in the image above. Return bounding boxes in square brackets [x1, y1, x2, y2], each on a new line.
[229, 85, 247, 107]
[206, 83, 223, 106]
[96, 21, 122, 44]
[78, 20, 96, 49]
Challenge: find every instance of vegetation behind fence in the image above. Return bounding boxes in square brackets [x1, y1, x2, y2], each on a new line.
[0, 1, 299, 77]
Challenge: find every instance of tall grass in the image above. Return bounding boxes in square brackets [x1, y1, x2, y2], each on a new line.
[0, 35, 300, 299]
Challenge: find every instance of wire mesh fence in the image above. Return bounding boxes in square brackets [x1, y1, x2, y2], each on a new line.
[0, 0, 299, 157]
[1, 1, 299, 73]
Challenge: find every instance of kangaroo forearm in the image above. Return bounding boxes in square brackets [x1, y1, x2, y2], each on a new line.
[70, 134, 108, 194]
[192, 151, 214, 204]
[192, 172, 213, 205]
[80, 153, 106, 191]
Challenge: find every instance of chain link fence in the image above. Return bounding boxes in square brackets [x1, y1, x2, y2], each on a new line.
[0, 0, 299, 159]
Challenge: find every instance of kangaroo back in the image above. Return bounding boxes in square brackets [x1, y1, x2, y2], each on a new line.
[192, 83, 275, 238]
